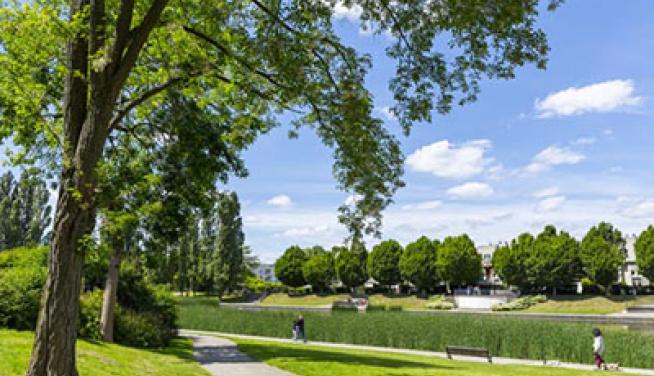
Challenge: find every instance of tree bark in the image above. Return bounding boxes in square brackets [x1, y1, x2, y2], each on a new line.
[100, 237, 124, 342]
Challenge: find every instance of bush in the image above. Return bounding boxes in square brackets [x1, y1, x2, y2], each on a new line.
[425, 296, 454, 310]
[115, 310, 169, 348]
[492, 294, 547, 311]
[366, 304, 403, 312]
[0, 247, 47, 330]
[79, 289, 104, 341]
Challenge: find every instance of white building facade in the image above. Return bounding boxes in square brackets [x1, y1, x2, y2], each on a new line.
[622, 236, 650, 287]
[253, 263, 278, 283]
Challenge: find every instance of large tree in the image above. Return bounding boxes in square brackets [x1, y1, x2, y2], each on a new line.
[0, 1, 559, 373]
[368, 239, 403, 287]
[399, 236, 439, 294]
[436, 234, 481, 291]
[635, 226, 654, 282]
[492, 233, 534, 291]
[529, 225, 582, 295]
[580, 223, 625, 294]
[275, 245, 308, 288]
[212, 191, 245, 298]
[302, 252, 335, 292]
[336, 247, 367, 291]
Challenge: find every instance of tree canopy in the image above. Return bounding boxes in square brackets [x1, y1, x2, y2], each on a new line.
[399, 235, 439, 293]
[529, 225, 582, 294]
[635, 226, 654, 282]
[436, 234, 481, 288]
[368, 239, 403, 287]
[492, 233, 533, 291]
[580, 222, 625, 293]
[275, 245, 308, 288]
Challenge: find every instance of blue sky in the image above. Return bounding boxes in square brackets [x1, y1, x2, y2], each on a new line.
[225, 1, 654, 262]
[2, 1, 653, 263]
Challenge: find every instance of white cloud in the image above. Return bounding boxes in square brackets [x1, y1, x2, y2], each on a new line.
[332, 2, 363, 22]
[537, 196, 566, 212]
[603, 129, 614, 136]
[379, 106, 397, 121]
[525, 146, 585, 173]
[401, 200, 443, 211]
[624, 201, 654, 218]
[446, 182, 493, 198]
[533, 186, 560, 198]
[344, 194, 362, 206]
[406, 139, 492, 179]
[274, 225, 331, 238]
[571, 137, 597, 146]
[534, 79, 643, 118]
[267, 194, 293, 207]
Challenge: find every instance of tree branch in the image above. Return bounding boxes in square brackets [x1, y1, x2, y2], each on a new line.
[110, 77, 183, 130]
[112, 0, 169, 92]
[110, 0, 135, 66]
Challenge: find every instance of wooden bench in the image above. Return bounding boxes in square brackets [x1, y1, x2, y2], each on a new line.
[445, 346, 492, 363]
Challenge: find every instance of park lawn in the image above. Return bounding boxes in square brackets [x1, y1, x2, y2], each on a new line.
[367, 294, 439, 310]
[0, 329, 208, 376]
[231, 337, 602, 376]
[260, 293, 350, 306]
[524, 295, 654, 315]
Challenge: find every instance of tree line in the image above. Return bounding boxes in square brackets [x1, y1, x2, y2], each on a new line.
[493, 222, 654, 295]
[274, 222, 654, 296]
[274, 234, 483, 295]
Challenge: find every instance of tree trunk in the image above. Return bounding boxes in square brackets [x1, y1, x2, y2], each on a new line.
[100, 237, 124, 342]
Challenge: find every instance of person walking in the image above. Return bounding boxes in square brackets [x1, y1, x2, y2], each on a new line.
[592, 328, 606, 371]
[291, 318, 298, 340]
[295, 315, 306, 343]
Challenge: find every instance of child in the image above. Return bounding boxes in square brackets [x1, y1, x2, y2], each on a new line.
[592, 328, 606, 370]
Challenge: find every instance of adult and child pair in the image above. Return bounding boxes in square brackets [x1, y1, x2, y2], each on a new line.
[291, 315, 306, 343]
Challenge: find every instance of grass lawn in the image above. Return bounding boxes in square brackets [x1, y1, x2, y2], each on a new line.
[260, 293, 350, 306]
[524, 295, 654, 315]
[0, 329, 208, 376]
[231, 337, 603, 376]
[367, 294, 439, 309]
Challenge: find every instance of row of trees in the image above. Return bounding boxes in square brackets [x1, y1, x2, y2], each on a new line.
[493, 223, 654, 295]
[274, 234, 483, 294]
[0, 171, 51, 250]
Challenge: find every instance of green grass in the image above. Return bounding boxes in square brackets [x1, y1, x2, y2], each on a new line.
[525, 295, 654, 315]
[260, 293, 350, 306]
[178, 301, 654, 369]
[0, 329, 208, 376]
[231, 337, 604, 376]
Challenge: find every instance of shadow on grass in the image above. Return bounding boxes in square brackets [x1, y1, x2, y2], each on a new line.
[237, 342, 454, 370]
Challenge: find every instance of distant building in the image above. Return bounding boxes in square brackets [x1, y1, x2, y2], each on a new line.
[622, 235, 650, 287]
[253, 263, 278, 283]
[476, 244, 502, 284]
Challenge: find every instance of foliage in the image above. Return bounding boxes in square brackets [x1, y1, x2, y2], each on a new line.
[212, 191, 245, 297]
[78, 290, 105, 341]
[0, 171, 51, 251]
[399, 236, 439, 293]
[436, 235, 481, 288]
[635, 226, 654, 282]
[580, 234, 624, 294]
[492, 233, 533, 290]
[275, 246, 308, 288]
[368, 240, 403, 287]
[336, 248, 368, 290]
[302, 252, 335, 292]
[529, 225, 582, 293]
[491, 295, 547, 311]
[425, 296, 454, 310]
[178, 305, 654, 369]
[0, 247, 47, 330]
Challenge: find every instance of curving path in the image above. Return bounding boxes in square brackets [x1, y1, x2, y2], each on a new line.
[184, 334, 296, 376]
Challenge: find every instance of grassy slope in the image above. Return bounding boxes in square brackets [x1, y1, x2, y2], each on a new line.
[0, 330, 208, 376]
[260, 293, 350, 306]
[232, 337, 602, 376]
[525, 295, 654, 315]
[259, 293, 439, 309]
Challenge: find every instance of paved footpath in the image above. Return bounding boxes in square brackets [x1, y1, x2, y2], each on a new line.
[181, 329, 654, 376]
[183, 333, 296, 376]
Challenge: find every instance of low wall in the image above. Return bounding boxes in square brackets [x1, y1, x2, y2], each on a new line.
[454, 295, 511, 310]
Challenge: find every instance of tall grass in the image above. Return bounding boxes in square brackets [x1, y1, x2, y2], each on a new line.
[178, 298, 654, 369]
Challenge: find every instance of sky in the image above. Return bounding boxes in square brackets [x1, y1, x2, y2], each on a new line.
[3, 1, 654, 263]
[225, 1, 654, 262]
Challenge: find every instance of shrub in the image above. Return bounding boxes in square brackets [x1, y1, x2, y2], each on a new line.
[492, 294, 546, 311]
[425, 296, 454, 310]
[366, 304, 403, 312]
[0, 247, 47, 330]
[115, 310, 169, 348]
[79, 289, 105, 341]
